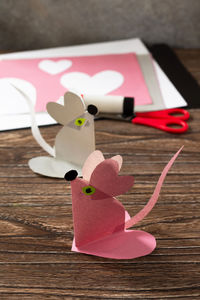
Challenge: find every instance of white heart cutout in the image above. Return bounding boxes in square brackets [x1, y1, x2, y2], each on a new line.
[0, 78, 36, 115]
[60, 71, 124, 94]
[39, 59, 72, 75]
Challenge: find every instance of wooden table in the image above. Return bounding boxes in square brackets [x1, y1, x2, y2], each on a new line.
[0, 50, 199, 299]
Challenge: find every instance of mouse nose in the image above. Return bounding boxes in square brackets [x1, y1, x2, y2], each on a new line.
[64, 170, 78, 181]
[87, 104, 98, 116]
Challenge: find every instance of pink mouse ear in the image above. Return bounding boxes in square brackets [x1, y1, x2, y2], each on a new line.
[82, 151, 123, 181]
[90, 158, 134, 197]
[111, 155, 123, 171]
[82, 150, 105, 181]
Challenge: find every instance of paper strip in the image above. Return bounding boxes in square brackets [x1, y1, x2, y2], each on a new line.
[12, 84, 55, 157]
[125, 146, 183, 229]
[136, 54, 165, 112]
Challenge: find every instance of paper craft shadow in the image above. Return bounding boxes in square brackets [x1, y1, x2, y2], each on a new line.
[65, 148, 182, 259]
[13, 88, 97, 178]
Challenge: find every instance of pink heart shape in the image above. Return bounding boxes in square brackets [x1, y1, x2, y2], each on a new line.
[72, 230, 156, 259]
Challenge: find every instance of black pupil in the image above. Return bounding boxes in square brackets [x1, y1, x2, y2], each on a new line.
[78, 120, 82, 124]
[85, 188, 92, 194]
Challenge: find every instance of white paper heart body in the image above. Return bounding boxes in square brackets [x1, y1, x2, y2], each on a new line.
[0, 78, 36, 115]
[38, 59, 72, 75]
[60, 71, 124, 94]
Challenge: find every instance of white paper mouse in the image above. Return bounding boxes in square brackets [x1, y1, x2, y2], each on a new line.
[13, 86, 97, 178]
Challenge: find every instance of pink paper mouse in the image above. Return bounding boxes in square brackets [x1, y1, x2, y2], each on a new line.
[64, 148, 182, 259]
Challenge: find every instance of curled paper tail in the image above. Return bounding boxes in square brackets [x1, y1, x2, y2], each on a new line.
[125, 146, 183, 229]
[11, 84, 55, 157]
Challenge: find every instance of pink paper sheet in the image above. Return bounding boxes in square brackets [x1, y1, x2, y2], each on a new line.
[0, 53, 152, 112]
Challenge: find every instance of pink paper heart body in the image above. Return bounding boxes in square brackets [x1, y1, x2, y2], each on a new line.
[72, 230, 156, 259]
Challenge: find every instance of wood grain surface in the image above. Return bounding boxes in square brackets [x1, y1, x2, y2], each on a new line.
[0, 49, 200, 299]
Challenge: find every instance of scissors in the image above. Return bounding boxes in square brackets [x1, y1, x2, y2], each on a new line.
[98, 108, 190, 134]
[132, 108, 190, 133]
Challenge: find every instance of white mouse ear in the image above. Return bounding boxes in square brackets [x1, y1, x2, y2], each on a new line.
[46, 91, 86, 125]
[64, 91, 85, 115]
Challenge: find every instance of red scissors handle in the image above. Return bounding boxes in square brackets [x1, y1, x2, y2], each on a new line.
[136, 108, 190, 120]
[132, 108, 189, 133]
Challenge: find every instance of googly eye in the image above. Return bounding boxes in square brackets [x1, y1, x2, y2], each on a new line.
[75, 118, 86, 127]
[82, 185, 96, 195]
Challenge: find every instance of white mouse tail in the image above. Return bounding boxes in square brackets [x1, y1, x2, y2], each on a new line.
[11, 84, 55, 157]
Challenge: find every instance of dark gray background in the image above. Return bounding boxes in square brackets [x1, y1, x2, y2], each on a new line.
[0, 0, 199, 51]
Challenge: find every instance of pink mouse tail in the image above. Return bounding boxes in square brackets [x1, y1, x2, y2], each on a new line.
[125, 146, 183, 229]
